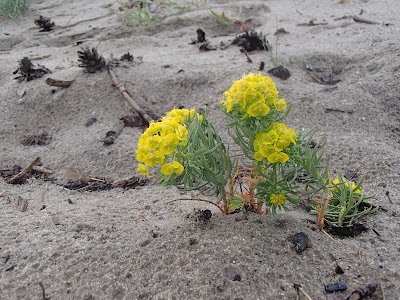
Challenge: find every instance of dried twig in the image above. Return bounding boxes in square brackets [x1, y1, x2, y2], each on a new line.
[8, 157, 40, 184]
[352, 15, 380, 25]
[321, 229, 338, 243]
[32, 166, 54, 175]
[0, 190, 6, 197]
[107, 67, 153, 124]
[240, 47, 252, 63]
[38, 281, 49, 300]
[294, 284, 312, 300]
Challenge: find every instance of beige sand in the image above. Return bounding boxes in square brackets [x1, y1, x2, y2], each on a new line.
[1, 0, 399, 298]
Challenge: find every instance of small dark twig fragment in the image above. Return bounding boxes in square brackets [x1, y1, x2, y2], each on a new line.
[297, 20, 328, 26]
[325, 280, 348, 293]
[38, 281, 50, 300]
[258, 61, 265, 71]
[34, 16, 55, 32]
[240, 47, 252, 63]
[385, 191, 393, 203]
[78, 47, 106, 73]
[45, 78, 74, 88]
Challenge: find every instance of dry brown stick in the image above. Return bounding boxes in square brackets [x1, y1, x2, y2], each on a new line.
[108, 69, 153, 124]
[8, 157, 40, 184]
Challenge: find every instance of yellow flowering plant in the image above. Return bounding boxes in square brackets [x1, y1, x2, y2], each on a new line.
[135, 73, 377, 226]
[310, 173, 377, 227]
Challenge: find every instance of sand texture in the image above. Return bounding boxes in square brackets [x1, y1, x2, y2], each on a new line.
[1, 0, 399, 299]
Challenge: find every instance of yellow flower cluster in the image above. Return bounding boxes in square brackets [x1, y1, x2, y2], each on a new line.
[331, 178, 361, 194]
[254, 123, 296, 163]
[270, 194, 287, 206]
[136, 109, 199, 176]
[221, 73, 287, 118]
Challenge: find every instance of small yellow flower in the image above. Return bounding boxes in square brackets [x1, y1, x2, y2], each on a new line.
[270, 194, 286, 206]
[143, 150, 165, 167]
[261, 130, 278, 145]
[172, 161, 184, 174]
[137, 163, 149, 176]
[160, 163, 175, 175]
[159, 133, 179, 155]
[144, 135, 162, 150]
[254, 151, 264, 161]
[274, 136, 292, 152]
[274, 98, 287, 111]
[136, 148, 149, 162]
[259, 144, 275, 159]
[176, 124, 188, 141]
[268, 152, 289, 163]
[332, 178, 361, 193]
[225, 96, 234, 112]
[160, 161, 184, 175]
[247, 102, 270, 118]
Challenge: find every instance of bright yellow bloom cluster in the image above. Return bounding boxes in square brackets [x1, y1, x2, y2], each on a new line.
[331, 178, 361, 194]
[270, 194, 287, 206]
[221, 73, 287, 118]
[254, 123, 296, 163]
[136, 109, 199, 176]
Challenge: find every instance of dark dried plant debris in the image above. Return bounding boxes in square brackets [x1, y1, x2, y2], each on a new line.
[120, 52, 134, 61]
[328, 223, 368, 237]
[77, 47, 106, 73]
[22, 133, 52, 146]
[64, 176, 146, 191]
[63, 180, 115, 191]
[196, 28, 206, 43]
[194, 209, 212, 222]
[232, 31, 268, 52]
[121, 115, 143, 127]
[274, 28, 289, 35]
[13, 57, 50, 82]
[190, 28, 207, 44]
[199, 42, 217, 51]
[113, 175, 148, 189]
[258, 61, 265, 71]
[0, 164, 53, 184]
[325, 280, 348, 293]
[269, 65, 291, 80]
[347, 283, 378, 300]
[85, 117, 98, 127]
[292, 232, 311, 253]
[34, 16, 55, 32]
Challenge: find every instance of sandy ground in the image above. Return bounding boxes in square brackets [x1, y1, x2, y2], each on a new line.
[1, 0, 399, 299]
